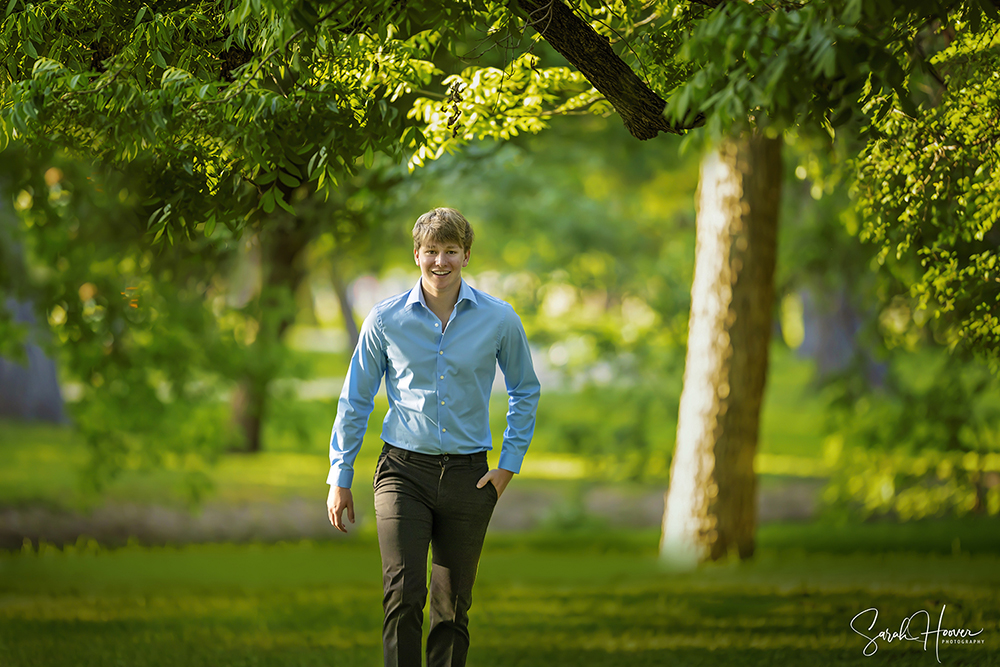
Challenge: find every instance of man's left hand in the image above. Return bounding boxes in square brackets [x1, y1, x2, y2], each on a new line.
[477, 468, 514, 499]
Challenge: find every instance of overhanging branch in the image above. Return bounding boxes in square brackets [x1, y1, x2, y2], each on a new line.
[517, 0, 699, 140]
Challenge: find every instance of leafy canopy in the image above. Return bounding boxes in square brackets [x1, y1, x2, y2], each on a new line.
[0, 0, 593, 240]
[4, 0, 1000, 363]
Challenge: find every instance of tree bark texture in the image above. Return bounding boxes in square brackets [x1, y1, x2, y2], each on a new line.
[660, 134, 782, 566]
[516, 0, 693, 139]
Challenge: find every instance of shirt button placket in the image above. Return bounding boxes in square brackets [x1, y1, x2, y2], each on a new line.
[437, 339, 445, 446]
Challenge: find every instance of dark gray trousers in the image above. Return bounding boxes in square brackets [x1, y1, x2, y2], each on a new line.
[373, 443, 498, 667]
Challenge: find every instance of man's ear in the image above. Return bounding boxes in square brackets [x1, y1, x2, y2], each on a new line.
[414, 247, 420, 265]
[463, 249, 471, 267]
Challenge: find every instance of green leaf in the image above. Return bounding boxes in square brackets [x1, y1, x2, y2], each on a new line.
[134, 6, 147, 26]
[307, 146, 327, 176]
[843, 0, 861, 24]
[231, 0, 252, 25]
[204, 215, 216, 237]
[508, 1, 530, 21]
[674, 84, 692, 124]
[261, 188, 275, 213]
[506, 17, 523, 45]
[897, 92, 917, 118]
[274, 189, 295, 214]
[290, 5, 317, 34]
[363, 143, 374, 169]
[31, 57, 61, 77]
[5, 0, 17, 16]
[151, 50, 167, 69]
[22, 40, 38, 59]
[278, 171, 300, 188]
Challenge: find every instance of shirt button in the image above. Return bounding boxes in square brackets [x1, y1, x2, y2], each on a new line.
[439, 351, 443, 355]
[441, 401, 445, 405]
[442, 428, 447, 433]
[434, 323, 439, 327]
[440, 375, 444, 380]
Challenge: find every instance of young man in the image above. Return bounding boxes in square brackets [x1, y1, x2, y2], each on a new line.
[326, 207, 540, 667]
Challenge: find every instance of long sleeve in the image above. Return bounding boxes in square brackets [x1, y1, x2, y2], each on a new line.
[327, 307, 387, 488]
[495, 307, 541, 474]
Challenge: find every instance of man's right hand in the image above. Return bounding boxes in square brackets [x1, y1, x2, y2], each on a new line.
[328, 486, 355, 533]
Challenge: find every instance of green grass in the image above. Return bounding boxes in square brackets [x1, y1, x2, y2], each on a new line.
[2, 524, 999, 666]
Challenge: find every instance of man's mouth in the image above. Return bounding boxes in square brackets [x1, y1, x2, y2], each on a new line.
[431, 270, 451, 276]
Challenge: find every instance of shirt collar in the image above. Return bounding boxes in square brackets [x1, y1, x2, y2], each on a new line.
[406, 278, 479, 309]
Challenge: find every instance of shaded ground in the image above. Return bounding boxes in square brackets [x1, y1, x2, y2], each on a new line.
[0, 478, 825, 549]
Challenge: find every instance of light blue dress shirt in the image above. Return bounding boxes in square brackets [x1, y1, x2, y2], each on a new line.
[327, 278, 541, 488]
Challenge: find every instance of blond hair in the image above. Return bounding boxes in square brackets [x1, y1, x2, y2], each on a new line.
[412, 208, 475, 253]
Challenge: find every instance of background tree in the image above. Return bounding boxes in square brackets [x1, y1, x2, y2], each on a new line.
[661, 135, 781, 563]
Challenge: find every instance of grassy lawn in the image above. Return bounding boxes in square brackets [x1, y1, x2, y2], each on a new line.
[6, 343, 998, 665]
[2, 524, 999, 666]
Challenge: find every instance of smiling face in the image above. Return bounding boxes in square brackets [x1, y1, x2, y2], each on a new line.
[414, 240, 470, 297]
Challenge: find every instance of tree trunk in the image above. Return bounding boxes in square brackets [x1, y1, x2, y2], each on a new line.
[330, 258, 359, 351]
[660, 134, 782, 567]
[229, 377, 266, 452]
[228, 218, 311, 453]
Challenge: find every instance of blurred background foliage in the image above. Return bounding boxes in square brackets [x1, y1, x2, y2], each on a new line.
[4, 105, 1000, 521]
[2, 0, 1000, 526]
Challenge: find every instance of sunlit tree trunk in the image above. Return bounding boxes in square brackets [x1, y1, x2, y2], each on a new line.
[660, 134, 782, 567]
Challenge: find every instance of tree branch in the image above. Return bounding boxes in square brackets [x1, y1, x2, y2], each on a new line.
[516, 0, 698, 140]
